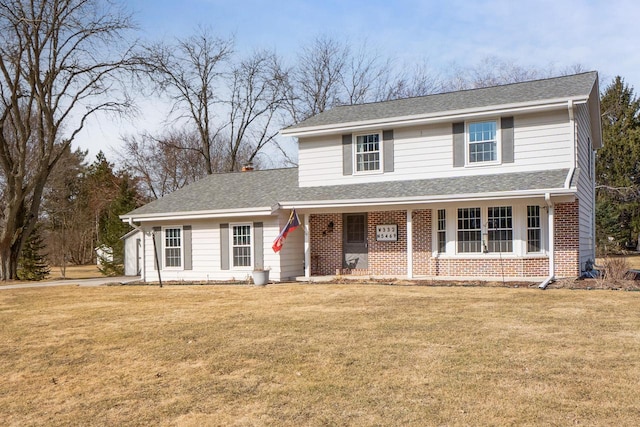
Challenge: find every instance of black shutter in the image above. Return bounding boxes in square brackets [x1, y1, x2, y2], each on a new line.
[501, 116, 514, 163]
[342, 134, 353, 175]
[452, 122, 465, 167]
[383, 130, 394, 172]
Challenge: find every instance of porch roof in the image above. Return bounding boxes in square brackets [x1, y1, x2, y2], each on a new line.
[122, 167, 574, 221]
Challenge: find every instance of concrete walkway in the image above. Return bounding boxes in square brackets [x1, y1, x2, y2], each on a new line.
[0, 276, 140, 290]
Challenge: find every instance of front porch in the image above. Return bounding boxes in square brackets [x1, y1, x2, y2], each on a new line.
[296, 201, 580, 281]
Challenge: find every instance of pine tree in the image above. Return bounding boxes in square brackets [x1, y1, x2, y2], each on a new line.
[18, 224, 51, 281]
[97, 172, 140, 276]
[596, 76, 640, 252]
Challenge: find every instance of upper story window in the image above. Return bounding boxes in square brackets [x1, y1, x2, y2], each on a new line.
[164, 227, 182, 268]
[232, 224, 252, 268]
[468, 121, 497, 164]
[355, 133, 381, 173]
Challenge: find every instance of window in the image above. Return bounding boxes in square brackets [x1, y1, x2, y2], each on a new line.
[164, 227, 182, 267]
[457, 207, 482, 253]
[437, 209, 446, 253]
[487, 206, 513, 253]
[355, 133, 381, 172]
[468, 121, 497, 163]
[232, 224, 252, 267]
[346, 214, 366, 243]
[527, 205, 542, 253]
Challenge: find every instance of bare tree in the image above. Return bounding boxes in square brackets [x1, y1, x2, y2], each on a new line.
[380, 60, 444, 100]
[143, 29, 233, 175]
[0, 0, 138, 280]
[119, 130, 211, 199]
[224, 50, 289, 171]
[287, 36, 349, 123]
[41, 147, 93, 274]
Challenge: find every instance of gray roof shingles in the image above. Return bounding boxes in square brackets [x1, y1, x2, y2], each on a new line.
[125, 167, 570, 217]
[284, 72, 597, 130]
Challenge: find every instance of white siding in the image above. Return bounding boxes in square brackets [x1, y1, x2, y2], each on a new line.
[298, 109, 574, 187]
[575, 103, 596, 270]
[278, 211, 305, 280]
[123, 230, 142, 276]
[140, 216, 300, 283]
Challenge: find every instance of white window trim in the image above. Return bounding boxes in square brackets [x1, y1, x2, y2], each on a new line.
[465, 119, 501, 167]
[162, 225, 183, 270]
[230, 222, 253, 270]
[352, 131, 384, 175]
[432, 202, 549, 259]
[525, 205, 544, 254]
[456, 206, 483, 254]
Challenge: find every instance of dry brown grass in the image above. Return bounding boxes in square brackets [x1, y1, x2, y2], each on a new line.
[1, 265, 103, 286]
[1, 284, 639, 426]
[49, 264, 103, 280]
[598, 253, 640, 270]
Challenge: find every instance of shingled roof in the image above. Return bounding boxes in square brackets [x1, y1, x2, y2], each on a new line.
[283, 72, 598, 132]
[123, 167, 573, 219]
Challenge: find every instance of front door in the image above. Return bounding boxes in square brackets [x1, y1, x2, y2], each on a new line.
[343, 213, 368, 270]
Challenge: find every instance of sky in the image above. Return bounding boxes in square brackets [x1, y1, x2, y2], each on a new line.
[74, 0, 640, 162]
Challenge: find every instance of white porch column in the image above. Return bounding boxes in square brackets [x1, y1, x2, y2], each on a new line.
[304, 213, 311, 279]
[548, 201, 555, 277]
[407, 209, 413, 279]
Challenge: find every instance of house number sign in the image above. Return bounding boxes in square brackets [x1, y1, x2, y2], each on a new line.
[376, 224, 398, 242]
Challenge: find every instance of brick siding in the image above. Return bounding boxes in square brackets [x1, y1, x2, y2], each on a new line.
[554, 201, 580, 277]
[308, 202, 581, 279]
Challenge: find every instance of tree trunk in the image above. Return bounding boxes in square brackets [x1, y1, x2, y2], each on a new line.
[0, 233, 22, 280]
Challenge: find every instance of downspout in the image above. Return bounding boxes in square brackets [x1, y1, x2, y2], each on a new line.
[539, 193, 555, 289]
[407, 209, 413, 279]
[128, 218, 145, 281]
[563, 100, 576, 189]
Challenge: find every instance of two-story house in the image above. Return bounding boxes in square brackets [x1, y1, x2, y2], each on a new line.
[121, 72, 602, 285]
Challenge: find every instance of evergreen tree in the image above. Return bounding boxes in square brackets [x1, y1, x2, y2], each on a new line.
[96, 170, 141, 276]
[596, 76, 640, 252]
[18, 224, 51, 281]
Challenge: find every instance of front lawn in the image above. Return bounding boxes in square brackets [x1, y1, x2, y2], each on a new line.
[1, 284, 639, 425]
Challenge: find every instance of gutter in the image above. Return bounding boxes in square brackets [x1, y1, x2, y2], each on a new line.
[539, 193, 555, 289]
[280, 188, 576, 211]
[282, 97, 588, 138]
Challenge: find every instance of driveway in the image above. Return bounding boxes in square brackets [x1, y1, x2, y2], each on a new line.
[0, 276, 140, 290]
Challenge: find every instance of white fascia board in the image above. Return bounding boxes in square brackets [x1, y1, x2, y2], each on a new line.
[279, 188, 577, 210]
[281, 97, 588, 138]
[120, 207, 275, 223]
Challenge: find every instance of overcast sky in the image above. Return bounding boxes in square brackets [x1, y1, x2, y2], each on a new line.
[75, 0, 640, 161]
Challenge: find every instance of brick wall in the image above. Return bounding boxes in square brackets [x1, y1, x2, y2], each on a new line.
[309, 213, 342, 275]
[412, 209, 432, 276]
[368, 211, 407, 276]
[554, 201, 580, 277]
[431, 257, 549, 277]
